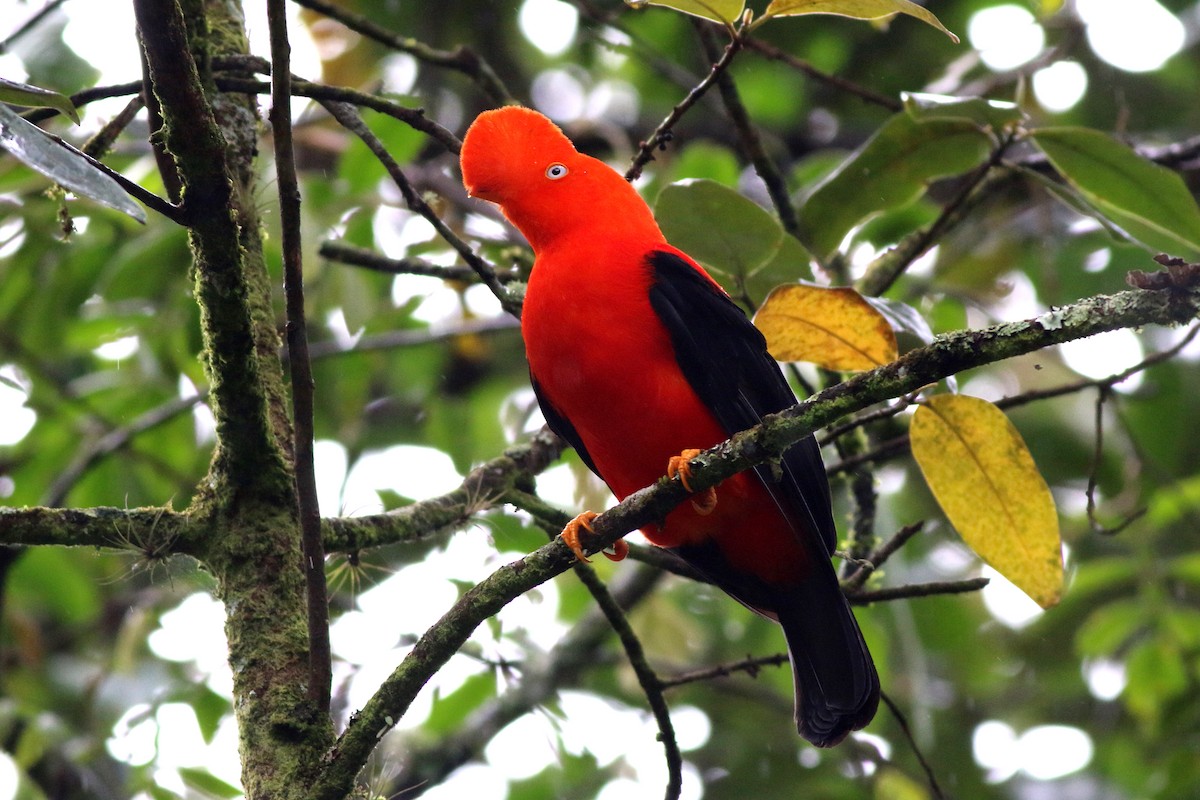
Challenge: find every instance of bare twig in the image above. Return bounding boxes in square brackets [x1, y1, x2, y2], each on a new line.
[843, 522, 926, 592]
[508, 489, 683, 800]
[43, 394, 207, 507]
[216, 76, 462, 153]
[321, 427, 566, 554]
[384, 564, 664, 796]
[267, 0, 331, 715]
[848, 577, 990, 603]
[626, 25, 744, 181]
[881, 691, 946, 800]
[744, 37, 902, 112]
[81, 95, 145, 159]
[1085, 387, 1146, 536]
[319, 240, 522, 284]
[696, 21, 799, 236]
[306, 316, 519, 360]
[659, 652, 790, 689]
[828, 325, 1200, 477]
[287, 0, 514, 104]
[857, 135, 1015, 298]
[319, 100, 520, 316]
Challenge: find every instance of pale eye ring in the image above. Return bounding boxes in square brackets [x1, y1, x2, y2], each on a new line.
[545, 163, 569, 180]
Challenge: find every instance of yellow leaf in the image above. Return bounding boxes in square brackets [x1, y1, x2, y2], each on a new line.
[911, 395, 1063, 608]
[752, 284, 898, 370]
[763, 0, 959, 43]
[625, 0, 746, 24]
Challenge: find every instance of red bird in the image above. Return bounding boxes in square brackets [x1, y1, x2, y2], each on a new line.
[460, 106, 878, 746]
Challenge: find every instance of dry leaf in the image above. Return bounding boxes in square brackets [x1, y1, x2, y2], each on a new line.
[753, 284, 898, 370]
[911, 395, 1063, 608]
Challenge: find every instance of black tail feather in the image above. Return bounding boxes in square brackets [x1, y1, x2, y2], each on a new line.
[773, 578, 879, 747]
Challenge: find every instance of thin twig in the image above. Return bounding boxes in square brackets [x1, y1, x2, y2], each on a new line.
[827, 325, 1200, 477]
[659, 652, 790, 689]
[743, 37, 902, 112]
[848, 577, 990, 603]
[570, 553, 683, 800]
[843, 521, 926, 592]
[319, 240, 522, 284]
[880, 691, 946, 800]
[287, 0, 514, 104]
[819, 392, 920, 446]
[384, 564, 664, 796]
[509, 490, 682, 800]
[81, 95, 144, 159]
[43, 394, 207, 507]
[857, 135, 1015, 298]
[267, 0, 331, 714]
[305, 316, 519, 361]
[696, 21, 799, 236]
[319, 100, 520, 317]
[625, 25, 744, 181]
[46, 131, 184, 224]
[1085, 386, 1146, 536]
[216, 76, 462, 153]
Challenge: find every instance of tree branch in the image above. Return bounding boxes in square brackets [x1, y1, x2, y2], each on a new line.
[267, 0, 331, 717]
[385, 564, 664, 796]
[309, 283, 1199, 800]
[322, 428, 565, 553]
[134, 0, 290, 497]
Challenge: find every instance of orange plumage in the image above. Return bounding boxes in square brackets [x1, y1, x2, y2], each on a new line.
[461, 107, 878, 746]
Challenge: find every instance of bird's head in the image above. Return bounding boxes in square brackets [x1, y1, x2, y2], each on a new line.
[460, 106, 659, 252]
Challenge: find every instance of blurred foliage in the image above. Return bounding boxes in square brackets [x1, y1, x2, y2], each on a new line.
[1, 0, 1199, 799]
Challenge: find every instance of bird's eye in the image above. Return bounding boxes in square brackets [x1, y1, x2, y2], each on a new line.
[545, 163, 568, 180]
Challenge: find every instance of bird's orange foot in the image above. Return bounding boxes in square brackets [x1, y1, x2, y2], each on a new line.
[560, 511, 628, 562]
[561, 511, 600, 562]
[666, 448, 718, 516]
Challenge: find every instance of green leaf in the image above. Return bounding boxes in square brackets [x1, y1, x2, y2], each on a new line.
[1076, 600, 1145, 657]
[1124, 639, 1189, 723]
[656, 178, 784, 279]
[0, 105, 145, 223]
[425, 670, 498, 735]
[0, 78, 79, 124]
[1030, 127, 1200, 259]
[798, 114, 991, 258]
[178, 767, 242, 799]
[762, 0, 958, 42]
[902, 91, 1025, 130]
[625, 0, 745, 24]
[9, 549, 101, 625]
[748, 232, 815, 298]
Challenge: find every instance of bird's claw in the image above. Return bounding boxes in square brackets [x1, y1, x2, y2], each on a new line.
[560, 511, 626, 562]
[667, 448, 718, 515]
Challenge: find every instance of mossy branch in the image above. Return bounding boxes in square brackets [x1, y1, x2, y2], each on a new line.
[310, 283, 1199, 799]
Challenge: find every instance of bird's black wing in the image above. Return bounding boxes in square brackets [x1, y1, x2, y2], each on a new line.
[647, 250, 878, 748]
[645, 249, 837, 555]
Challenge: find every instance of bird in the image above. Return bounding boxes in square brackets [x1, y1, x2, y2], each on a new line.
[459, 106, 879, 746]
